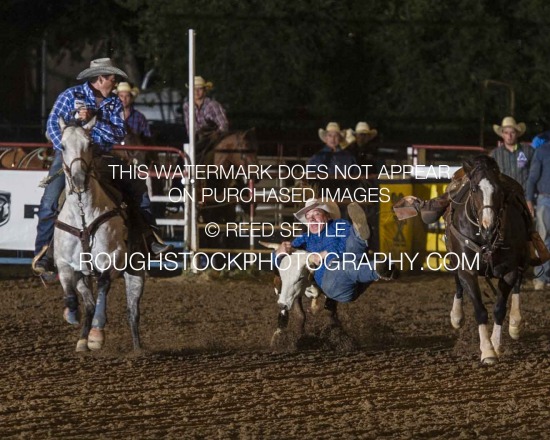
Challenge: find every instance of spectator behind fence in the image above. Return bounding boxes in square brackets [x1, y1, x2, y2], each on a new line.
[345, 121, 380, 173]
[490, 116, 533, 191]
[526, 139, 550, 290]
[116, 81, 151, 144]
[308, 122, 357, 175]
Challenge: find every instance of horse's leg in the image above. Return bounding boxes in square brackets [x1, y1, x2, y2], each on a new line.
[489, 273, 515, 356]
[74, 274, 95, 352]
[57, 266, 80, 326]
[450, 273, 465, 329]
[460, 270, 497, 364]
[507, 269, 523, 340]
[88, 273, 111, 350]
[509, 294, 522, 340]
[124, 271, 145, 350]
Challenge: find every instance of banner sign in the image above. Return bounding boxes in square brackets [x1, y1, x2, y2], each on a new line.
[0, 170, 48, 250]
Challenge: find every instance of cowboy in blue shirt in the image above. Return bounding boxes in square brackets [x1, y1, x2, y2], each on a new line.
[33, 58, 170, 274]
[275, 199, 392, 303]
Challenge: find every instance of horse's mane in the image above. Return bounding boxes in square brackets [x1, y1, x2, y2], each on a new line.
[465, 154, 500, 176]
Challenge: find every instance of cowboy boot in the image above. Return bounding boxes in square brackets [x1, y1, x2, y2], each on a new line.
[32, 242, 55, 275]
[144, 229, 174, 256]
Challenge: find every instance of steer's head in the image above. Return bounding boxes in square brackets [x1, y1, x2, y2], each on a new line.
[261, 241, 315, 310]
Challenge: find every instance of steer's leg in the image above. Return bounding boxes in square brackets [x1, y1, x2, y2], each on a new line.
[324, 297, 340, 327]
[292, 296, 306, 337]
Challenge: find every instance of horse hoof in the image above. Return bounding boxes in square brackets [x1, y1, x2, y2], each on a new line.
[509, 325, 521, 340]
[63, 307, 80, 326]
[481, 356, 498, 365]
[76, 339, 89, 352]
[88, 328, 105, 350]
[450, 315, 464, 329]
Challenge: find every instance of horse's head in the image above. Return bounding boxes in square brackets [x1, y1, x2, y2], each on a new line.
[59, 117, 96, 193]
[213, 128, 259, 171]
[463, 155, 504, 241]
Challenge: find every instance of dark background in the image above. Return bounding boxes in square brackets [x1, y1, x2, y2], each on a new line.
[2, 0, 550, 152]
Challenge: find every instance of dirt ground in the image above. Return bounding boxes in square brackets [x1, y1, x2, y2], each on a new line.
[0, 269, 549, 439]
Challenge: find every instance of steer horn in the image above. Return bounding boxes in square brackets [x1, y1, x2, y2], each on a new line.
[259, 240, 297, 253]
[259, 240, 279, 249]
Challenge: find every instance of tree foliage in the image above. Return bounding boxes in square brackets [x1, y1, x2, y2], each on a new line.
[4, 0, 550, 142]
[115, 0, 550, 139]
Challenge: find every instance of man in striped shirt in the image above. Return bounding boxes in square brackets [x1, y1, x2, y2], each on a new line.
[490, 116, 534, 192]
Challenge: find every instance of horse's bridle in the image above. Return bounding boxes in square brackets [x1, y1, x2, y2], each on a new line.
[448, 176, 507, 276]
[62, 155, 95, 195]
[55, 127, 124, 272]
[466, 182, 504, 235]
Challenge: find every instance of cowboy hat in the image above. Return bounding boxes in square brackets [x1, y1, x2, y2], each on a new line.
[186, 76, 214, 91]
[318, 122, 345, 143]
[353, 121, 378, 138]
[343, 128, 355, 147]
[493, 116, 526, 137]
[76, 58, 128, 81]
[116, 82, 140, 97]
[295, 198, 342, 224]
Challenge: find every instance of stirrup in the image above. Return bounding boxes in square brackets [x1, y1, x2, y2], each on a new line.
[32, 246, 54, 275]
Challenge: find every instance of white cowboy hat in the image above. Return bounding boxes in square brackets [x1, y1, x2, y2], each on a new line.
[318, 122, 345, 143]
[294, 198, 342, 224]
[343, 128, 355, 148]
[493, 116, 526, 137]
[186, 76, 214, 91]
[116, 82, 140, 97]
[353, 121, 378, 138]
[76, 58, 128, 81]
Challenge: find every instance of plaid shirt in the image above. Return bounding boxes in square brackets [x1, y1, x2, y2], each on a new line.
[291, 219, 351, 287]
[183, 97, 228, 133]
[46, 82, 125, 152]
[125, 106, 151, 139]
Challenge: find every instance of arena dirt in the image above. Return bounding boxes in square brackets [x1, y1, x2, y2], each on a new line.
[0, 270, 549, 439]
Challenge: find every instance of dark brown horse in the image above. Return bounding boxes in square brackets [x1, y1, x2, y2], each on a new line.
[445, 155, 528, 364]
[198, 127, 259, 223]
[189, 126, 259, 256]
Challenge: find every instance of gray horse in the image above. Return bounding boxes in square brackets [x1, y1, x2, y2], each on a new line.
[54, 118, 144, 352]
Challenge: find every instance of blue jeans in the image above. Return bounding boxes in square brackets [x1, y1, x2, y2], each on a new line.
[320, 228, 379, 303]
[535, 195, 550, 282]
[35, 151, 65, 255]
[34, 152, 154, 257]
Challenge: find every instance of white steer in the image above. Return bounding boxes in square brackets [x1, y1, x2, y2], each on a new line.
[261, 242, 328, 345]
